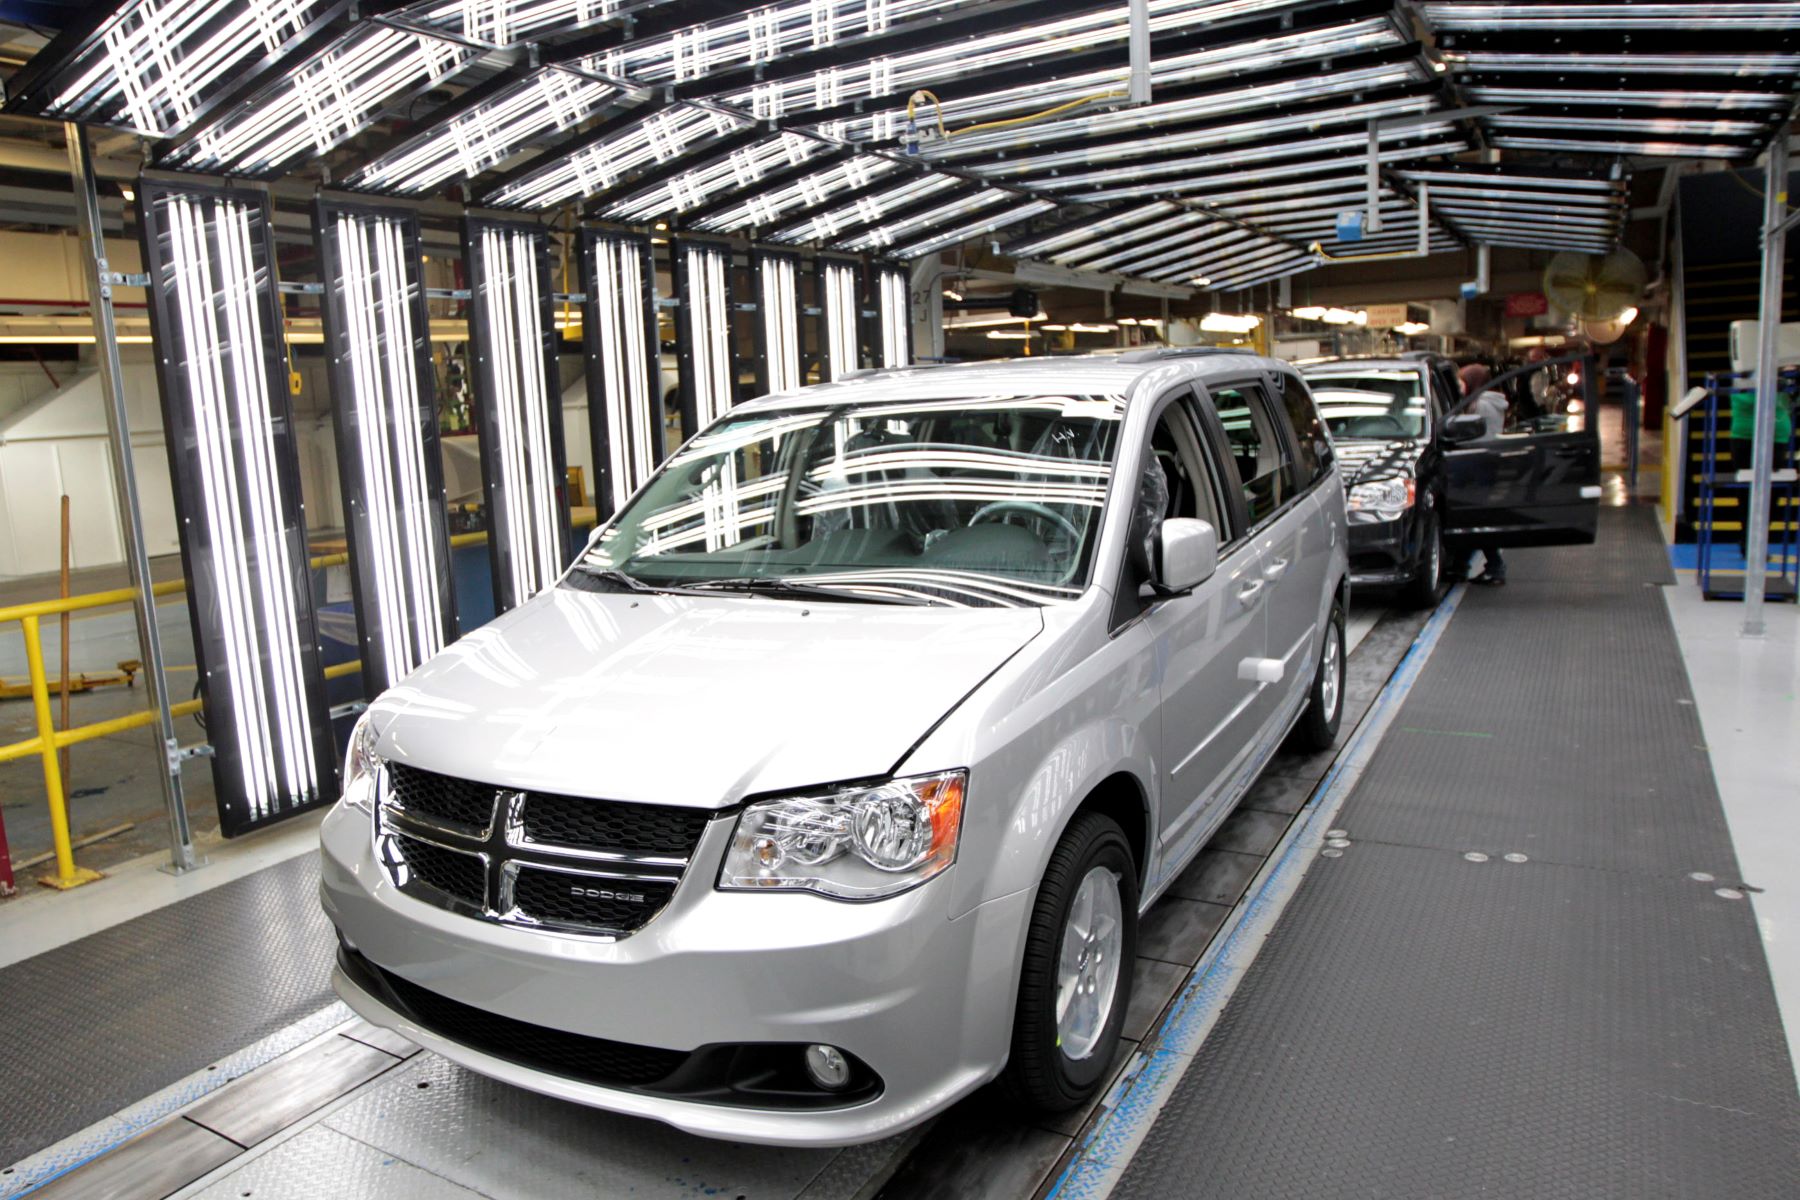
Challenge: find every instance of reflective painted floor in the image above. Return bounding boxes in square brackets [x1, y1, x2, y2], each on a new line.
[1664, 577, 1800, 1077]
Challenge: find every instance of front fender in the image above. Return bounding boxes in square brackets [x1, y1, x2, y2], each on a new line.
[897, 599, 1161, 920]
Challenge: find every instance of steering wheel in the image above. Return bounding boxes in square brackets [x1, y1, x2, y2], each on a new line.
[1343, 415, 1410, 438]
[969, 500, 1082, 542]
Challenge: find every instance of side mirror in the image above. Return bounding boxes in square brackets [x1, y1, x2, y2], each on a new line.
[1157, 518, 1219, 594]
[1441, 412, 1487, 444]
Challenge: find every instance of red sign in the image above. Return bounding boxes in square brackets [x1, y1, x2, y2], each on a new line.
[1505, 291, 1549, 318]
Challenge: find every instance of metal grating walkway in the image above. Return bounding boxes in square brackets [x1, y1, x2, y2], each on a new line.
[1108, 506, 1800, 1198]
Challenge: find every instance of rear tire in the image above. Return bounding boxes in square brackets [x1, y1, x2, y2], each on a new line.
[1402, 512, 1444, 610]
[1294, 599, 1346, 751]
[1002, 813, 1139, 1113]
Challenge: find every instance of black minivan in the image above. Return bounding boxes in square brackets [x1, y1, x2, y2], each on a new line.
[1299, 354, 1601, 605]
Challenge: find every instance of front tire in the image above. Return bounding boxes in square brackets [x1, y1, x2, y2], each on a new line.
[1402, 512, 1444, 610]
[1002, 813, 1139, 1113]
[1294, 599, 1346, 751]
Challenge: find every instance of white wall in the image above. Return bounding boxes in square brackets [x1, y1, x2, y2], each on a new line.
[0, 355, 597, 580]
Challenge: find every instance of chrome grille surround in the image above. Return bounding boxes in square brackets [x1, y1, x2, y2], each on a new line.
[374, 763, 709, 938]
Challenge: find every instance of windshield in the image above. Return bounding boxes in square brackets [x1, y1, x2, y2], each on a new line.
[574, 394, 1127, 607]
[1306, 370, 1429, 440]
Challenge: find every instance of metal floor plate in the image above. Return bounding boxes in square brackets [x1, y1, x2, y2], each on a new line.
[237, 1052, 910, 1200]
[1109, 507, 1800, 1199]
[0, 853, 336, 1166]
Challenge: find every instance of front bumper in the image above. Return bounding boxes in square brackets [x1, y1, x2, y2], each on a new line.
[318, 799, 1030, 1146]
[1347, 510, 1423, 587]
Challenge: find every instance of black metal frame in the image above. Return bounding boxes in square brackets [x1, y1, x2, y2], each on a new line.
[135, 175, 338, 833]
[579, 226, 666, 520]
[815, 253, 866, 381]
[463, 213, 573, 613]
[751, 246, 804, 396]
[869, 261, 912, 369]
[312, 195, 459, 696]
[4, 0, 353, 138]
[671, 235, 738, 438]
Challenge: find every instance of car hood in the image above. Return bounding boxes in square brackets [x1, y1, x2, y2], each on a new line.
[368, 586, 1044, 808]
[1335, 437, 1424, 485]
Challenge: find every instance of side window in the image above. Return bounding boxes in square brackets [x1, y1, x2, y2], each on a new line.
[1276, 374, 1332, 485]
[1147, 397, 1229, 538]
[1212, 383, 1295, 527]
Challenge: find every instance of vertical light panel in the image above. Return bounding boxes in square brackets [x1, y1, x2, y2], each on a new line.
[819, 257, 864, 381]
[753, 247, 803, 395]
[137, 178, 336, 834]
[875, 263, 912, 368]
[464, 215, 572, 613]
[580, 228, 665, 519]
[313, 198, 458, 697]
[674, 238, 736, 437]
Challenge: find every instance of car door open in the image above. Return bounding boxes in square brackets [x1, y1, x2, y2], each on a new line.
[1441, 353, 1602, 549]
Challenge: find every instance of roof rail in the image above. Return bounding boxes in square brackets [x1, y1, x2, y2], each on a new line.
[1113, 346, 1261, 364]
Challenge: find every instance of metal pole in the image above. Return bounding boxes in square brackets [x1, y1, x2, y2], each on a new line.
[1744, 122, 1788, 637]
[64, 123, 201, 872]
[1366, 121, 1383, 234]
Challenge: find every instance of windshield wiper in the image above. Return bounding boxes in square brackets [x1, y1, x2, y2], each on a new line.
[566, 566, 706, 596]
[683, 577, 931, 605]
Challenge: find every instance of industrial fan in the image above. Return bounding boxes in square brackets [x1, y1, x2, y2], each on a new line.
[1542, 249, 1647, 321]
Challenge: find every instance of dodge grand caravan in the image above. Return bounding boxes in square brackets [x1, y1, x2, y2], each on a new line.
[320, 349, 1350, 1146]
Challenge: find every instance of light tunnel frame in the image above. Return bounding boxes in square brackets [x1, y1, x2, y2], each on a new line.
[579, 227, 667, 520]
[752, 246, 805, 397]
[136, 175, 338, 834]
[672, 236, 739, 438]
[463, 213, 573, 614]
[817, 254, 865, 382]
[312, 195, 459, 698]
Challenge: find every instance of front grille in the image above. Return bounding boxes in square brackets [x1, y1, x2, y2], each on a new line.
[521, 791, 711, 857]
[375, 764, 713, 938]
[392, 835, 485, 908]
[367, 956, 687, 1086]
[386, 762, 498, 831]
[511, 867, 674, 933]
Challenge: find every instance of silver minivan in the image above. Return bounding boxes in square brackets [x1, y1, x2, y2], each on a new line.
[320, 349, 1349, 1146]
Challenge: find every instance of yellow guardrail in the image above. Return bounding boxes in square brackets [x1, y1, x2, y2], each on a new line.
[0, 529, 499, 890]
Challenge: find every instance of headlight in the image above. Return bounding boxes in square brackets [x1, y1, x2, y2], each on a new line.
[340, 713, 381, 812]
[719, 770, 966, 900]
[1347, 477, 1415, 520]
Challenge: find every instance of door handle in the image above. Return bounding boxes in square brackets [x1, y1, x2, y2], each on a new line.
[1237, 579, 1265, 606]
[1264, 556, 1289, 580]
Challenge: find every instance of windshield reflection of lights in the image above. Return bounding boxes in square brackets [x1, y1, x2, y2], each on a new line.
[582, 396, 1125, 606]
